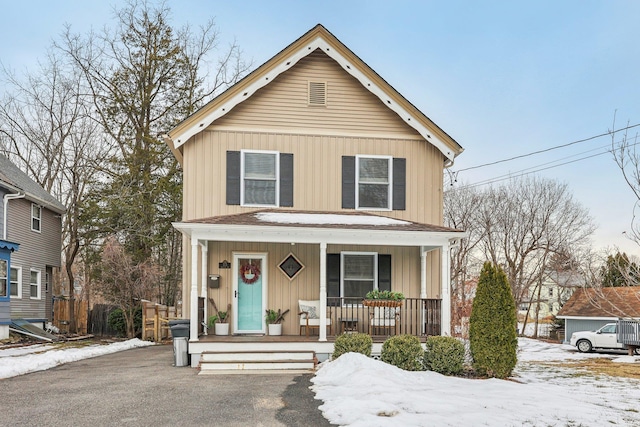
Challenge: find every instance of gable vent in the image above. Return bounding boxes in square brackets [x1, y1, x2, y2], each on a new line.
[308, 81, 327, 106]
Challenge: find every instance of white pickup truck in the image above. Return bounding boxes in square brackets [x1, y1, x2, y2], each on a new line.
[570, 323, 639, 354]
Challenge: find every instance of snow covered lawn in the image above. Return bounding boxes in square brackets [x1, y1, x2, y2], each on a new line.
[311, 338, 640, 427]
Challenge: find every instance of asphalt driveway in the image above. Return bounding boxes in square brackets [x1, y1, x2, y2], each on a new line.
[0, 343, 332, 427]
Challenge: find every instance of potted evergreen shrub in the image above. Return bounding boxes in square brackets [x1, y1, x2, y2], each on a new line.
[265, 308, 289, 335]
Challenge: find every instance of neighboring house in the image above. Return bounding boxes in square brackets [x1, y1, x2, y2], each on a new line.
[164, 25, 465, 366]
[519, 271, 581, 320]
[557, 286, 640, 343]
[0, 154, 65, 338]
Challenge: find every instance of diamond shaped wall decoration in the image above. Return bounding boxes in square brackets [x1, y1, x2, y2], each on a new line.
[279, 253, 305, 280]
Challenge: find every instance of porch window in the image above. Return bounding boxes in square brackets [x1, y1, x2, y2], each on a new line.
[341, 252, 377, 299]
[10, 266, 21, 298]
[0, 259, 6, 297]
[30, 269, 41, 299]
[330, 252, 391, 302]
[31, 204, 42, 232]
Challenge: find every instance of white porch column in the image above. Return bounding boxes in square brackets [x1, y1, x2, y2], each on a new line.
[190, 238, 199, 341]
[200, 242, 208, 334]
[420, 246, 427, 299]
[440, 245, 451, 336]
[319, 242, 328, 342]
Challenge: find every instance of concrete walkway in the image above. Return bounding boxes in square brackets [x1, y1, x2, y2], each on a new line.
[0, 343, 332, 426]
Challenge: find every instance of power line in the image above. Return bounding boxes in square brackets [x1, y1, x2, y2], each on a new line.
[447, 134, 640, 190]
[454, 122, 640, 173]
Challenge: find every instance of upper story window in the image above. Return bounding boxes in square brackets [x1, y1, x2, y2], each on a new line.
[357, 156, 392, 210]
[226, 151, 294, 208]
[242, 150, 279, 206]
[342, 156, 406, 211]
[31, 204, 41, 232]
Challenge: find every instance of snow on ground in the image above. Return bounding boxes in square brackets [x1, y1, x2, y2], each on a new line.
[0, 339, 153, 379]
[2, 337, 639, 426]
[311, 338, 640, 427]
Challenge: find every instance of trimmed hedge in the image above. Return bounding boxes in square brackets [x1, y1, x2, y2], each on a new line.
[423, 336, 465, 376]
[380, 334, 424, 371]
[332, 333, 373, 359]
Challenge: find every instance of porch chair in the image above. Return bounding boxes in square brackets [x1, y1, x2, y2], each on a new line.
[298, 299, 332, 337]
[369, 306, 400, 335]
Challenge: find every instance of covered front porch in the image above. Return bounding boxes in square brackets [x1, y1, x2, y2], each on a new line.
[173, 210, 465, 368]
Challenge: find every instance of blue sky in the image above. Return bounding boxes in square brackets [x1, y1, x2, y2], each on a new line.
[3, 0, 640, 255]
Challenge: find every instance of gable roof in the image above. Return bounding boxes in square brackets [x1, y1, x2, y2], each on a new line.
[0, 154, 66, 214]
[165, 24, 463, 164]
[557, 287, 640, 319]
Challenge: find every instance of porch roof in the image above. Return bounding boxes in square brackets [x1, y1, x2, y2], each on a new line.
[174, 209, 466, 247]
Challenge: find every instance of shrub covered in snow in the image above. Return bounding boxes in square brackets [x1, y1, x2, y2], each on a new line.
[423, 336, 465, 375]
[332, 333, 373, 359]
[380, 334, 424, 371]
[469, 262, 517, 378]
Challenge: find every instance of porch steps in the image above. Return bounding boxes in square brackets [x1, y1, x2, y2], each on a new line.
[198, 350, 317, 374]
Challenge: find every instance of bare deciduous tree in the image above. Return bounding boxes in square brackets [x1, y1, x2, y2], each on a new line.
[95, 237, 161, 338]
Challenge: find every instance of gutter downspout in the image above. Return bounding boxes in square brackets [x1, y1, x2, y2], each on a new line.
[3, 192, 25, 240]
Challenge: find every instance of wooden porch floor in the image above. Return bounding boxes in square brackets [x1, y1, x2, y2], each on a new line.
[195, 333, 427, 343]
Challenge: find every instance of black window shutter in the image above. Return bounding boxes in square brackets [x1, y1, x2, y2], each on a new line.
[342, 156, 356, 209]
[378, 254, 391, 292]
[226, 151, 241, 205]
[392, 158, 406, 210]
[327, 254, 341, 303]
[279, 153, 294, 207]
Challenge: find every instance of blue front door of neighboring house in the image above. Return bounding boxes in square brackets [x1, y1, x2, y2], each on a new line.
[233, 253, 267, 334]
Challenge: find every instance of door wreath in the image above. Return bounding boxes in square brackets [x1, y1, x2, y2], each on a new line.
[240, 262, 261, 284]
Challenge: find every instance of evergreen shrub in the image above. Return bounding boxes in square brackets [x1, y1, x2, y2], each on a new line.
[107, 306, 142, 337]
[380, 334, 424, 371]
[469, 262, 518, 378]
[332, 333, 373, 359]
[423, 336, 465, 376]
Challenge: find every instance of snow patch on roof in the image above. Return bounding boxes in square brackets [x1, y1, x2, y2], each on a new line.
[255, 212, 410, 226]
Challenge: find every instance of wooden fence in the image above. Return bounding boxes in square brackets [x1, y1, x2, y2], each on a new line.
[142, 301, 180, 342]
[52, 297, 88, 334]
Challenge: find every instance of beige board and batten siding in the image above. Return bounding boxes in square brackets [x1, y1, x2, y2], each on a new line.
[6, 197, 61, 320]
[204, 242, 441, 335]
[181, 48, 445, 223]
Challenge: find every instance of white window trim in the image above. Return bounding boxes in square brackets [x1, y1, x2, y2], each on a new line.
[355, 155, 393, 211]
[10, 266, 22, 299]
[340, 251, 378, 302]
[240, 149, 280, 207]
[30, 269, 41, 300]
[0, 259, 7, 298]
[31, 203, 42, 233]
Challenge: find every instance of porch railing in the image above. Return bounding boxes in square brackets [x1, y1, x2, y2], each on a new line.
[326, 297, 441, 337]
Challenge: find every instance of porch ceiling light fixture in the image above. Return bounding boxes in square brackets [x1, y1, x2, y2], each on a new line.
[279, 253, 305, 281]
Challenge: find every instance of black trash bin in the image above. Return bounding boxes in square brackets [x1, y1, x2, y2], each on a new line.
[169, 319, 190, 367]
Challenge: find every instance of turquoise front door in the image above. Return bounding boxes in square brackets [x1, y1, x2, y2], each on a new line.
[234, 254, 266, 334]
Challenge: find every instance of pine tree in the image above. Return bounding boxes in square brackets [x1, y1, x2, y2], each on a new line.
[469, 261, 518, 378]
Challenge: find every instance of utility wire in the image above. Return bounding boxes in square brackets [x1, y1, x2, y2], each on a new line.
[447, 135, 640, 190]
[455, 122, 640, 173]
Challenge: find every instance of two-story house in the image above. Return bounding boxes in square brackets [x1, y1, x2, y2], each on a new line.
[164, 25, 465, 368]
[0, 154, 65, 339]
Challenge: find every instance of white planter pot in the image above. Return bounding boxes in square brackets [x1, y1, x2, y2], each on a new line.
[214, 323, 229, 336]
[267, 323, 282, 336]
